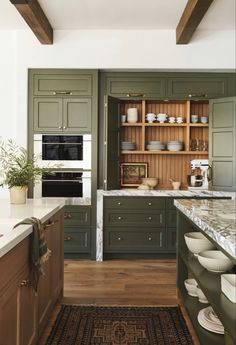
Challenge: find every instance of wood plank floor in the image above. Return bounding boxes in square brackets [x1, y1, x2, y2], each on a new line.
[39, 259, 200, 345]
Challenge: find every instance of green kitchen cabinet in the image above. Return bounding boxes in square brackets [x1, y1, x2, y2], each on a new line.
[33, 70, 93, 96]
[106, 74, 166, 99]
[34, 97, 91, 133]
[103, 95, 121, 190]
[209, 97, 236, 191]
[167, 76, 230, 99]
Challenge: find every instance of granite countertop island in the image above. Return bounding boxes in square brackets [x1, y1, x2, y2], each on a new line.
[0, 198, 65, 258]
[174, 199, 236, 260]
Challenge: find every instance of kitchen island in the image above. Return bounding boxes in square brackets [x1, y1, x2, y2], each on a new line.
[97, 190, 235, 261]
[0, 199, 65, 345]
[174, 199, 236, 345]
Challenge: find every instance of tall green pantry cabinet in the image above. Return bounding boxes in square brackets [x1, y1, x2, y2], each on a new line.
[28, 69, 98, 259]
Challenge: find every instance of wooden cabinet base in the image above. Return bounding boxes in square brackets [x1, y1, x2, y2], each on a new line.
[0, 209, 64, 345]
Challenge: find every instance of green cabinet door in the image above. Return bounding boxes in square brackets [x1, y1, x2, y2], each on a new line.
[167, 76, 228, 99]
[106, 75, 166, 99]
[209, 97, 236, 191]
[34, 98, 63, 132]
[63, 98, 91, 132]
[103, 95, 121, 190]
[33, 71, 93, 96]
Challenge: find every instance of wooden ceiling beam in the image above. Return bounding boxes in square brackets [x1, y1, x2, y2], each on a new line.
[10, 0, 53, 44]
[176, 0, 214, 44]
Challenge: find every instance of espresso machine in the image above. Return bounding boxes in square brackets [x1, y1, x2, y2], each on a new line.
[188, 159, 209, 190]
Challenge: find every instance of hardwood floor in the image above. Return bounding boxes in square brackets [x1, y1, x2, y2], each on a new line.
[39, 259, 200, 345]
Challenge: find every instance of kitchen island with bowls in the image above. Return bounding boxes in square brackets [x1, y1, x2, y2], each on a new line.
[0, 199, 65, 345]
[174, 198, 236, 345]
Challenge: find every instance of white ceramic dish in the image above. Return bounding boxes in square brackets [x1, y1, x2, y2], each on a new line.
[198, 307, 224, 334]
[221, 274, 236, 303]
[184, 232, 215, 256]
[198, 250, 234, 273]
[184, 278, 198, 297]
[141, 178, 158, 189]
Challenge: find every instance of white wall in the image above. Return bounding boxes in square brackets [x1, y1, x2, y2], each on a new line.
[0, 28, 235, 198]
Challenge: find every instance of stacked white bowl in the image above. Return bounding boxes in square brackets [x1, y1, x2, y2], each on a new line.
[121, 141, 136, 150]
[167, 140, 183, 151]
[184, 232, 215, 256]
[157, 113, 168, 123]
[221, 274, 236, 303]
[146, 140, 165, 151]
[197, 250, 234, 273]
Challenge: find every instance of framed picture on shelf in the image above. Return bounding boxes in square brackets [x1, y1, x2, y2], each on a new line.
[121, 163, 148, 186]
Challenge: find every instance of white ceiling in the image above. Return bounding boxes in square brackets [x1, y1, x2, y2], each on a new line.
[0, 0, 235, 30]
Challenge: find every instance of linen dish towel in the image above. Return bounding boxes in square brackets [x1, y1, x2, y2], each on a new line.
[13, 217, 51, 292]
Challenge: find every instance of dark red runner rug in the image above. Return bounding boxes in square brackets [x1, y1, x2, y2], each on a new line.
[46, 305, 194, 345]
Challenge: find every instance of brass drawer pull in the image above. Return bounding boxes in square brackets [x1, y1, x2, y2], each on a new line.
[117, 202, 122, 206]
[126, 93, 146, 98]
[160, 233, 163, 247]
[64, 236, 72, 241]
[64, 213, 72, 219]
[148, 202, 152, 206]
[118, 216, 122, 220]
[148, 237, 152, 241]
[20, 279, 30, 287]
[53, 91, 72, 95]
[188, 93, 208, 98]
[58, 126, 62, 129]
[159, 214, 163, 223]
[148, 216, 152, 221]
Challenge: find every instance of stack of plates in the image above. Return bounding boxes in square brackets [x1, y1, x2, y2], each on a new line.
[221, 274, 236, 303]
[121, 141, 136, 150]
[198, 306, 224, 334]
[146, 140, 165, 151]
[167, 140, 183, 151]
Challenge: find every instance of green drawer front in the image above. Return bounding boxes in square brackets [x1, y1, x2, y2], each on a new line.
[167, 77, 227, 99]
[104, 228, 164, 252]
[64, 207, 91, 226]
[107, 77, 166, 98]
[34, 73, 93, 96]
[167, 210, 177, 227]
[167, 228, 177, 252]
[104, 197, 165, 210]
[64, 228, 90, 253]
[104, 210, 165, 227]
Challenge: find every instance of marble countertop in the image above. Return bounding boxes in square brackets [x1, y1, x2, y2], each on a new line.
[0, 198, 65, 258]
[174, 199, 236, 260]
[98, 189, 235, 198]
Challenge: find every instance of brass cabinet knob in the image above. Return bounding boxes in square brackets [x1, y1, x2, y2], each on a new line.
[64, 236, 72, 241]
[63, 126, 67, 129]
[117, 202, 121, 206]
[64, 213, 72, 219]
[148, 237, 152, 241]
[118, 237, 122, 241]
[148, 216, 152, 221]
[20, 279, 29, 287]
[58, 126, 62, 129]
[148, 202, 152, 206]
[118, 216, 122, 220]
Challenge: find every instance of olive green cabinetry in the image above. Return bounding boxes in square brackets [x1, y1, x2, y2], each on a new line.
[28, 69, 98, 259]
[103, 196, 176, 258]
[176, 209, 236, 345]
[209, 97, 236, 192]
[64, 206, 92, 259]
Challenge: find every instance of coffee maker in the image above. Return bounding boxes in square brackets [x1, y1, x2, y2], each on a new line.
[188, 159, 209, 190]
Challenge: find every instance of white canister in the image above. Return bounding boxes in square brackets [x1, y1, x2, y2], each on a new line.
[127, 108, 138, 123]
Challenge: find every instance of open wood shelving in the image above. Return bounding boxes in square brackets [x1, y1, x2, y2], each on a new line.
[120, 100, 209, 189]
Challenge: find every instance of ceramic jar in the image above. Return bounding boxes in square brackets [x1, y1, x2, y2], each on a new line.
[127, 108, 138, 123]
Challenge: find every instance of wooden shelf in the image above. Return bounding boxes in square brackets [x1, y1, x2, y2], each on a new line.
[189, 123, 209, 127]
[121, 150, 208, 155]
[121, 123, 143, 126]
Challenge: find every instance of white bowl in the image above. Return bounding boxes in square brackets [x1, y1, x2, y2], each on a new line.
[184, 232, 215, 255]
[198, 250, 234, 273]
[221, 274, 236, 303]
[141, 177, 158, 189]
[184, 278, 198, 297]
[196, 286, 209, 304]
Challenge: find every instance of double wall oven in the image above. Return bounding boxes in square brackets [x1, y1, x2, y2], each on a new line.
[34, 134, 91, 198]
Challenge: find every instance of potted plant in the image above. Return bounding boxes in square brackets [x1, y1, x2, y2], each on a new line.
[0, 139, 58, 204]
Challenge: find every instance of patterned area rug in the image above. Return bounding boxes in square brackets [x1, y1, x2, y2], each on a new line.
[46, 305, 194, 345]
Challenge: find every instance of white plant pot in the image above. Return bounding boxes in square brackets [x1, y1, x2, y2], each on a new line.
[9, 186, 28, 204]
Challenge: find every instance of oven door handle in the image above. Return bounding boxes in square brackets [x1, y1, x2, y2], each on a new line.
[43, 179, 83, 183]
